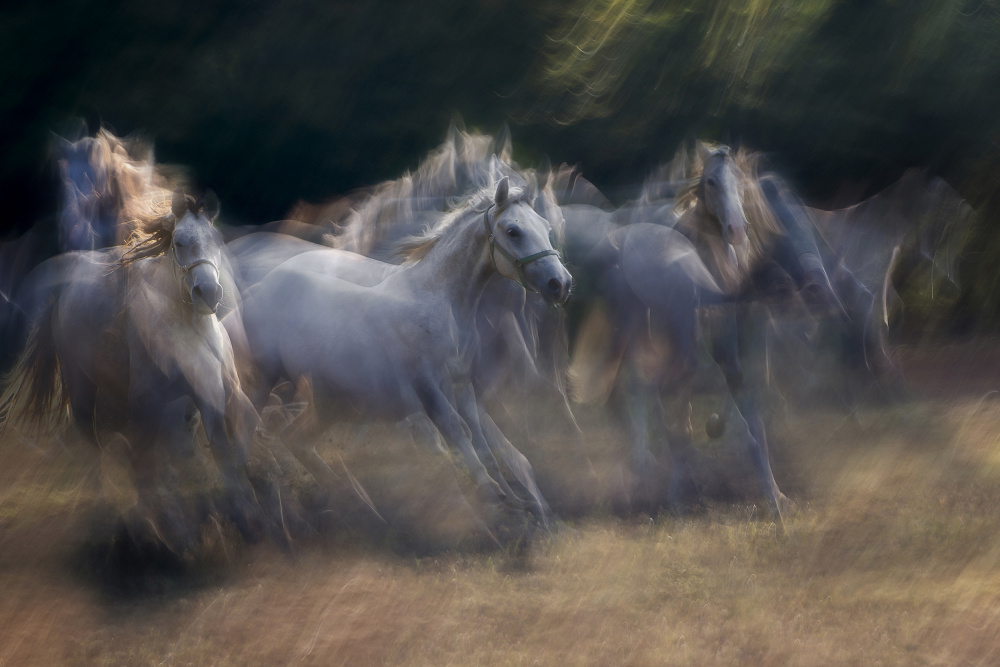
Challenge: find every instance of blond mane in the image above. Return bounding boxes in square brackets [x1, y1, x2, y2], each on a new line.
[288, 127, 500, 256]
[86, 129, 187, 242]
[394, 177, 533, 262]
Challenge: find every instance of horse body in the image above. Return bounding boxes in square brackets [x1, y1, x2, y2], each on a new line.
[230, 135, 583, 436]
[241, 178, 571, 516]
[1, 191, 260, 547]
[571, 144, 799, 520]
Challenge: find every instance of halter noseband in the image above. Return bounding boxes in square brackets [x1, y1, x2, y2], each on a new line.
[170, 244, 223, 311]
[175, 256, 219, 276]
[483, 204, 559, 291]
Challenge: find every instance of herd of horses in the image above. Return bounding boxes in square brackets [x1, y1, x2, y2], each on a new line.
[0, 123, 972, 551]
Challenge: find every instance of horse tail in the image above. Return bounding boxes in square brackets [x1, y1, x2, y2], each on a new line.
[0, 300, 68, 440]
[568, 303, 624, 405]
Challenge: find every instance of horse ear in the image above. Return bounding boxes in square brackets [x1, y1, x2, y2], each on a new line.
[696, 140, 713, 166]
[496, 123, 512, 164]
[526, 175, 538, 204]
[203, 189, 220, 220]
[171, 188, 187, 219]
[495, 176, 510, 206]
[537, 155, 552, 189]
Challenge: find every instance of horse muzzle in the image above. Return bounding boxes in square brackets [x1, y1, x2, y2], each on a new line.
[190, 279, 224, 315]
[536, 262, 573, 305]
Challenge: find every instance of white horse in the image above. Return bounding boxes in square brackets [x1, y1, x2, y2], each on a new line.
[0, 190, 262, 548]
[239, 176, 571, 525]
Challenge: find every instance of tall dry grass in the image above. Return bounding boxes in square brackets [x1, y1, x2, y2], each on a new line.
[2, 341, 1000, 664]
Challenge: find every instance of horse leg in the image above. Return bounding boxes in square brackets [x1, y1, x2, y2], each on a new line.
[191, 382, 263, 543]
[654, 344, 700, 511]
[125, 394, 195, 551]
[400, 412, 448, 454]
[526, 308, 591, 469]
[61, 370, 110, 511]
[415, 377, 505, 505]
[622, 368, 656, 470]
[455, 385, 530, 509]
[277, 376, 341, 489]
[712, 309, 787, 525]
[832, 265, 902, 399]
[478, 409, 555, 528]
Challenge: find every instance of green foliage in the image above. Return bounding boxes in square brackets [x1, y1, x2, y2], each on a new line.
[4, 0, 1000, 325]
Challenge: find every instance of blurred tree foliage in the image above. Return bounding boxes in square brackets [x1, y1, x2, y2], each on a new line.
[3, 0, 1000, 325]
[529, 0, 1000, 328]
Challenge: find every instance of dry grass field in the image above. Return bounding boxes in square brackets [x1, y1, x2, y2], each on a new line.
[3, 339, 1000, 665]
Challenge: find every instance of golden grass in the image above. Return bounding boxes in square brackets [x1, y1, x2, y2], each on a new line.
[3, 344, 1000, 665]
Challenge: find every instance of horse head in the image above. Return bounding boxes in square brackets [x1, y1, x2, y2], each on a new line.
[485, 176, 572, 305]
[169, 189, 225, 316]
[697, 142, 749, 247]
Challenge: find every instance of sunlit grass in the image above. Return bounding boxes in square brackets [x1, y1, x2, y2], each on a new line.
[3, 344, 1000, 664]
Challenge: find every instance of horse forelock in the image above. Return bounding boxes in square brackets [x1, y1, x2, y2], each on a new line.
[120, 196, 217, 268]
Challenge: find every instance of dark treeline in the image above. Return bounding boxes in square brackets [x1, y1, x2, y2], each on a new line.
[4, 0, 1000, 325]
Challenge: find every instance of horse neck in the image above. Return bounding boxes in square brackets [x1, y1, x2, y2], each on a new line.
[677, 203, 748, 293]
[406, 208, 494, 322]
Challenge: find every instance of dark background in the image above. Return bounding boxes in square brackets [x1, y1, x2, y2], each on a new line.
[3, 0, 1000, 321]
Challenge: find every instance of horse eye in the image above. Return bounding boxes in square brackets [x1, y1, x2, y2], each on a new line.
[506, 227, 521, 239]
[706, 177, 717, 188]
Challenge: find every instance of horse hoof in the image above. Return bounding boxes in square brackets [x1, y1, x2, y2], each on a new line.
[706, 413, 725, 439]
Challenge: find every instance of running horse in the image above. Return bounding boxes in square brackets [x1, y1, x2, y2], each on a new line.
[570, 143, 836, 526]
[239, 176, 571, 529]
[0, 190, 262, 548]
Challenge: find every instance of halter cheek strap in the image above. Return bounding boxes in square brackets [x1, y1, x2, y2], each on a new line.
[483, 205, 559, 291]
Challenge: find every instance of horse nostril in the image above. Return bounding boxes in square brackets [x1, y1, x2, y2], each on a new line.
[192, 283, 223, 311]
[548, 278, 563, 294]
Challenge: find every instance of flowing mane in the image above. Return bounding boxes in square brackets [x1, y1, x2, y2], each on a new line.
[119, 194, 211, 267]
[89, 128, 187, 241]
[288, 127, 501, 256]
[394, 176, 534, 262]
[52, 126, 188, 258]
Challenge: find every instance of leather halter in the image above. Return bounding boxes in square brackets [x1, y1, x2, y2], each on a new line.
[175, 255, 219, 276]
[483, 204, 559, 291]
[171, 244, 222, 310]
